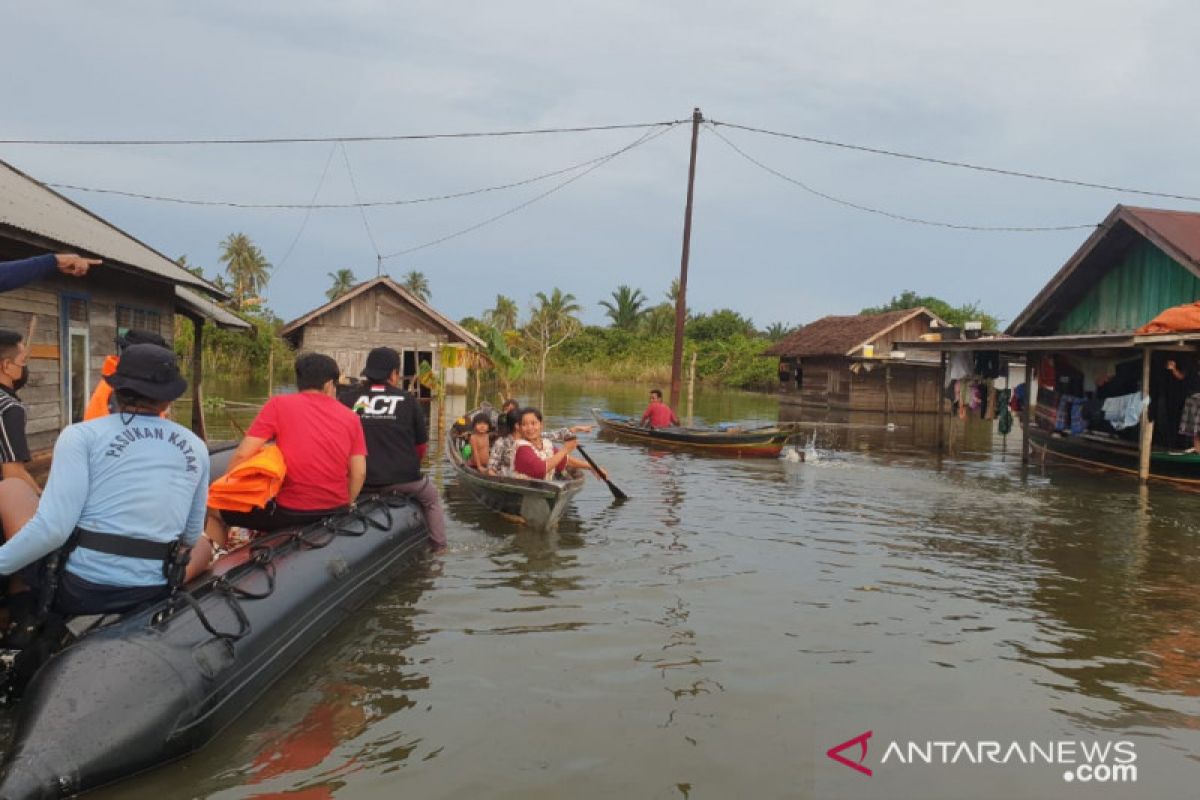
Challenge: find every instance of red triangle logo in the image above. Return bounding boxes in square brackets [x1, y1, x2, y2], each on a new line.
[826, 730, 873, 776]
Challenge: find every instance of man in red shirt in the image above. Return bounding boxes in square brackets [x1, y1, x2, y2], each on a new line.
[640, 388, 680, 429]
[203, 353, 367, 553]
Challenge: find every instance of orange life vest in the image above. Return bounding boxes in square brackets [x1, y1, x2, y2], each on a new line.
[207, 444, 288, 512]
[82, 355, 120, 421]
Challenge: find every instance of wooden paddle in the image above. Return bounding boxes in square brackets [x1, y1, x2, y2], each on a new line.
[574, 443, 628, 501]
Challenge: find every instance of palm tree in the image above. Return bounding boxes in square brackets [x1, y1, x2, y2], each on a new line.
[326, 268, 357, 301]
[524, 289, 582, 383]
[402, 270, 431, 302]
[218, 232, 271, 310]
[599, 285, 648, 331]
[486, 295, 520, 332]
[764, 322, 794, 342]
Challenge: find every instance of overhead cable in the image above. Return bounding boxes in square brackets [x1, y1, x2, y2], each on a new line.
[44, 145, 645, 208]
[275, 143, 338, 271]
[1, 120, 684, 146]
[380, 123, 678, 260]
[339, 143, 382, 263]
[709, 119, 1200, 204]
[705, 125, 1097, 232]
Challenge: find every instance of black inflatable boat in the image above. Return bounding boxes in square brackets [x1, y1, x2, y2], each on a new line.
[0, 450, 430, 799]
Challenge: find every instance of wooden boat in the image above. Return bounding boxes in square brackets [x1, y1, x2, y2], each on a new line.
[0, 446, 430, 799]
[1025, 424, 1200, 487]
[445, 406, 585, 528]
[590, 408, 790, 458]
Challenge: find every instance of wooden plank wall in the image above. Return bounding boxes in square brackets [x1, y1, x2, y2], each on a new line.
[296, 285, 449, 381]
[0, 260, 174, 455]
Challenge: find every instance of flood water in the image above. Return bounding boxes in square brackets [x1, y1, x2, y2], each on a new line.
[70, 381, 1200, 797]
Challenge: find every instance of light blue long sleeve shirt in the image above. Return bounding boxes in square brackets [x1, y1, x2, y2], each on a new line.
[0, 414, 209, 587]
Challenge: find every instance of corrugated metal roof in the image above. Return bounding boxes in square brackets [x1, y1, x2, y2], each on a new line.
[765, 308, 941, 358]
[175, 286, 252, 330]
[0, 158, 217, 294]
[281, 276, 485, 348]
[1008, 205, 1200, 336]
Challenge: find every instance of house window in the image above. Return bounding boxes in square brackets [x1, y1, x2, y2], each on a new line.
[116, 305, 162, 337]
[62, 297, 90, 424]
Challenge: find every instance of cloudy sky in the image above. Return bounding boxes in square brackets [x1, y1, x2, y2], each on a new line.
[4, 1, 1199, 328]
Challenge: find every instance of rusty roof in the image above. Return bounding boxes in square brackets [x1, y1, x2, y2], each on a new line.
[765, 307, 942, 358]
[1008, 205, 1200, 336]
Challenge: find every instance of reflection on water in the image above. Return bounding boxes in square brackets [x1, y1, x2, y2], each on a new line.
[76, 380, 1200, 797]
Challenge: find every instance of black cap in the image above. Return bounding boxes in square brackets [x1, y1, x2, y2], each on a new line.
[116, 328, 167, 353]
[361, 347, 401, 382]
[104, 344, 187, 401]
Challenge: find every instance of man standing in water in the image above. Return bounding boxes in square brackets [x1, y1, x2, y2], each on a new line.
[340, 347, 446, 550]
[640, 388, 680, 429]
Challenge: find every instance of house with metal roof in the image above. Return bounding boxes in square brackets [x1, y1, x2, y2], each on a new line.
[902, 204, 1200, 485]
[764, 307, 947, 412]
[281, 276, 484, 396]
[0, 157, 249, 455]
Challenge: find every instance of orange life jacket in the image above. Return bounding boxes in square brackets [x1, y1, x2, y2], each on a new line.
[207, 444, 288, 512]
[83, 355, 120, 421]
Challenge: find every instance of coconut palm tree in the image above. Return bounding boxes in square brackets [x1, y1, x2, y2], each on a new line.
[599, 285, 648, 331]
[486, 295, 520, 332]
[218, 232, 271, 310]
[326, 268, 357, 301]
[524, 288, 582, 383]
[764, 322, 794, 342]
[402, 270, 431, 302]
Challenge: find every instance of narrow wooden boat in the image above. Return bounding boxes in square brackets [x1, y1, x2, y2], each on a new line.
[590, 408, 790, 458]
[0, 447, 430, 799]
[445, 406, 585, 529]
[1025, 424, 1200, 487]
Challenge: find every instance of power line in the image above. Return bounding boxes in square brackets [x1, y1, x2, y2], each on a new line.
[44, 146, 644, 208]
[275, 143, 338, 271]
[709, 119, 1200, 204]
[705, 125, 1098, 232]
[380, 123, 678, 261]
[0, 120, 684, 146]
[339, 143, 382, 271]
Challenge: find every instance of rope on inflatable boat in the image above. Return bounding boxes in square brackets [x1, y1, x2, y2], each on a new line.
[153, 494, 414, 643]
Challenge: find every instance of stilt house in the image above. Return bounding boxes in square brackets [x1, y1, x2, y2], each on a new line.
[280, 277, 484, 396]
[0, 158, 247, 459]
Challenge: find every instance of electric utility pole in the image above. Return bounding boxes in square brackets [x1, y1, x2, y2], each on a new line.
[670, 107, 702, 411]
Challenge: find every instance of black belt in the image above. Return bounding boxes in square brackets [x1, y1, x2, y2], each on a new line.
[74, 528, 177, 561]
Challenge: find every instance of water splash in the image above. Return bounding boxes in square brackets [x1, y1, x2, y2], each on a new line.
[804, 432, 820, 463]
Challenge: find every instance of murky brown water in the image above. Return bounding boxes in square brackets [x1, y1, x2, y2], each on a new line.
[47, 381, 1200, 797]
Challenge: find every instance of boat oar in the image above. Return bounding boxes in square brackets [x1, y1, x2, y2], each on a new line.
[574, 443, 628, 501]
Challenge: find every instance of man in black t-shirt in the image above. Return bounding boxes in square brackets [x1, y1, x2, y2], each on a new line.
[0, 329, 36, 496]
[339, 347, 446, 549]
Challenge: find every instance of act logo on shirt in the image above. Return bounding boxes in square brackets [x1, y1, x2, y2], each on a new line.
[351, 395, 405, 417]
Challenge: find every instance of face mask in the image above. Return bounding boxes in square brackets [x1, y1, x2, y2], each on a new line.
[8, 364, 27, 392]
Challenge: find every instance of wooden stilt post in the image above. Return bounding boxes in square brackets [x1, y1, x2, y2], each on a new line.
[686, 350, 696, 426]
[189, 314, 206, 441]
[1021, 356, 1033, 467]
[884, 363, 892, 427]
[267, 346, 274, 398]
[937, 351, 947, 452]
[1138, 347, 1153, 483]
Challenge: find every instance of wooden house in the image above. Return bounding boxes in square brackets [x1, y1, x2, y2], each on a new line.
[902, 204, 1200, 485]
[280, 277, 484, 396]
[765, 307, 947, 412]
[0, 158, 247, 458]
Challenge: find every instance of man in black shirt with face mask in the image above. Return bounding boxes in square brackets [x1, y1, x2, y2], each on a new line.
[339, 347, 446, 550]
[0, 329, 35, 496]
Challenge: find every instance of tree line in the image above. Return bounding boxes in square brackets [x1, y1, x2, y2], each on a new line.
[174, 231, 1000, 395]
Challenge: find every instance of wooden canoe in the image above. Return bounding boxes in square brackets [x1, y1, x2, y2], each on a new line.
[590, 408, 789, 458]
[445, 406, 585, 529]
